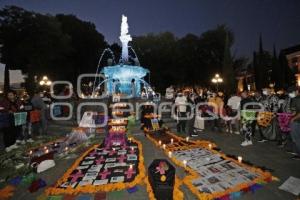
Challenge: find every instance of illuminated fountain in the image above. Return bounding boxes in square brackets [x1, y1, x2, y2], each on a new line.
[93, 15, 150, 97]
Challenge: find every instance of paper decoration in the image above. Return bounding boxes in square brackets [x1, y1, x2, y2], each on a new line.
[14, 112, 27, 126]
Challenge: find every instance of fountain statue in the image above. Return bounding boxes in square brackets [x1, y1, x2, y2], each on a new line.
[119, 15, 132, 63]
[93, 15, 150, 97]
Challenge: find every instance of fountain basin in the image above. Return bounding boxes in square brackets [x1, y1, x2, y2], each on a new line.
[101, 65, 149, 96]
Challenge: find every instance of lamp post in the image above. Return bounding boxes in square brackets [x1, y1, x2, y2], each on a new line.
[39, 76, 52, 90]
[211, 74, 223, 92]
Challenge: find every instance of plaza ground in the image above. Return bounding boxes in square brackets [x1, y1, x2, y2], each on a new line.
[6, 103, 300, 200]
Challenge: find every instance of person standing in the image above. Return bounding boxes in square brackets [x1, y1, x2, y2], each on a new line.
[227, 93, 241, 134]
[21, 94, 34, 142]
[116, 79, 121, 94]
[2, 90, 23, 151]
[259, 88, 280, 142]
[0, 93, 9, 150]
[175, 92, 187, 134]
[31, 90, 47, 135]
[131, 79, 136, 98]
[112, 79, 116, 95]
[240, 91, 255, 146]
[252, 91, 268, 142]
[289, 87, 300, 160]
[208, 92, 224, 132]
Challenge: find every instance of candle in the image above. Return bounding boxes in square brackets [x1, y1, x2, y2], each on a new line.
[186, 137, 189, 142]
[163, 144, 166, 149]
[44, 146, 47, 150]
[131, 147, 134, 151]
[29, 150, 33, 155]
[183, 160, 187, 167]
[65, 147, 69, 151]
[129, 137, 132, 143]
[54, 143, 57, 147]
[158, 140, 162, 145]
[45, 149, 49, 154]
[238, 156, 242, 163]
[171, 138, 174, 144]
[168, 151, 172, 158]
[129, 164, 133, 170]
[208, 144, 212, 150]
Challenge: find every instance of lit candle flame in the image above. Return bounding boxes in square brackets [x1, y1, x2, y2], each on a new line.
[183, 160, 187, 167]
[238, 156, 242, 163]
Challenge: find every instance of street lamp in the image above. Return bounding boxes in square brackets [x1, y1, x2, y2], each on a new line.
[211, 74, 223, 92]
[39, 76, 52, 86]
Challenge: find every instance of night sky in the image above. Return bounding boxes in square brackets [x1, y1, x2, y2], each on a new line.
[0, 0, 300, 57]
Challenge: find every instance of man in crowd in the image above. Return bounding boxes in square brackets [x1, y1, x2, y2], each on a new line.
[226, 93, 241, 134]
[31, 90, 47, 135]
[175, 91, 188, 134]
[289, 87, 300, 160]
[21, 94, 35, 142]
[240, 91, 255, 146]
[252, 90, 268, 143]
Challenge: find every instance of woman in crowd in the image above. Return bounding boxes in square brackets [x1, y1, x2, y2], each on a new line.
[1, 90, 24, 151]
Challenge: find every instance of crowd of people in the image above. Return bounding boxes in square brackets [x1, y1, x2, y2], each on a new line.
[169, 85, 300, 160]
[0, 89, 48, 152]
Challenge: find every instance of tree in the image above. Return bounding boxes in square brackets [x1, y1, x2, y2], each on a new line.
[0, 6, 72, 94]
[56, 14, 108, 82]
[0, 6, 108, 94]
[253, 35, 272, 90]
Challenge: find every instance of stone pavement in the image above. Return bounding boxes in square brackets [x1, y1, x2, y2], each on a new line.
[8, 118, 300, 200]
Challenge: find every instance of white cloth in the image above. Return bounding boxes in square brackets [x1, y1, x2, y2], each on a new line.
[194, 115, 204, 130]
[175, 96, 187, 112]
[37, 160, 55, 173]
[227, 96, 241, 110]
[79, 112, 96, 128]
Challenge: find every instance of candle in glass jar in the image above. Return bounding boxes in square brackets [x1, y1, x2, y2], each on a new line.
[208, 144, 212, 150]
[163, 144, 166, 149]
[158, 140, 162, 145]
[183, 160, 187, 167]
[186, 137, 189, 142]
[171, 138, 174, 144]
[168, 151, 172, 158]
[129, 164, 133, 170]
[238, 156, 242, 163]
